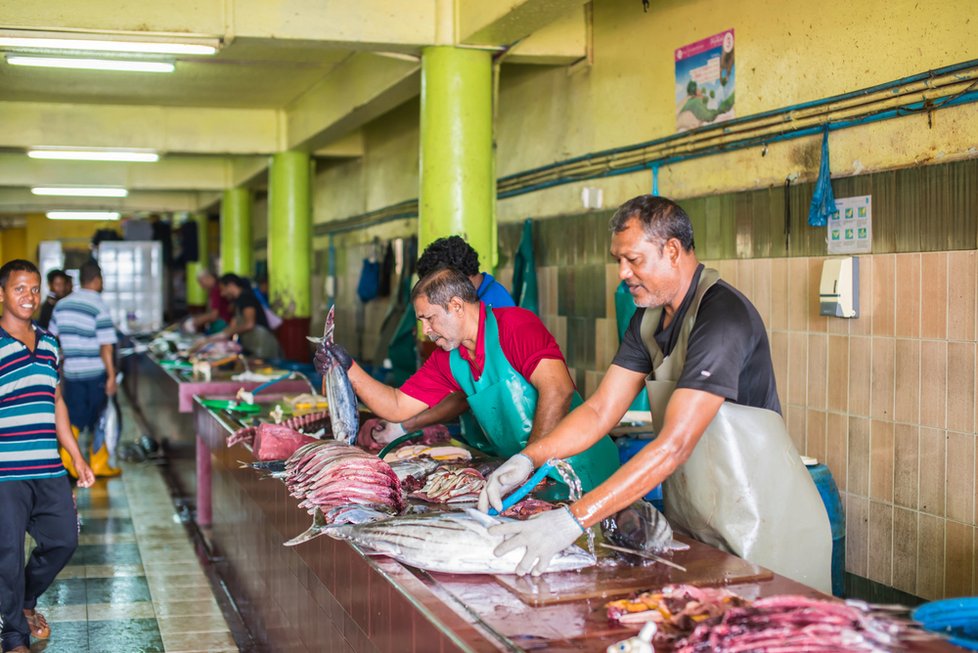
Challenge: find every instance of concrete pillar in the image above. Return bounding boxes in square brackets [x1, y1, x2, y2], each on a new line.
[220, 188, 252, 277]
[185, 212, 209, 308]
[268, 151, 312, 361]
[419, 46, 495, 270]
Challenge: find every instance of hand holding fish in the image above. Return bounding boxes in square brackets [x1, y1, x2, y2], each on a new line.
[489, 505, 584, 576]
[477, 453, 534, 513]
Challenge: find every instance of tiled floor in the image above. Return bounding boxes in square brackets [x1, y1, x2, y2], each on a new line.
[27, 456, 237, 652]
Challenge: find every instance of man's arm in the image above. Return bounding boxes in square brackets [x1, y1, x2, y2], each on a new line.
[347, 362, 429, 423]
[55, 385, 94, 487]
[100, 343, 116, 396]
[525, 358, 575, 443]
[398, 392, 468, 432]
[223, 306, 256, 337]
[191, 307, 219, 329]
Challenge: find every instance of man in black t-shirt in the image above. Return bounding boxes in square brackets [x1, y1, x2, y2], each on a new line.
[481, 195, 832, 593]
[212, 274, 282, 360]
[37, 269, 68, 330]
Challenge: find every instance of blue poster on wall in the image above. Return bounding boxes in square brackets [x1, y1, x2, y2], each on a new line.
[675, 29, 735, 132]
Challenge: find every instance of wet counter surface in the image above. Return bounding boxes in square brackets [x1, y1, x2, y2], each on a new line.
[192, 401, 961, 653]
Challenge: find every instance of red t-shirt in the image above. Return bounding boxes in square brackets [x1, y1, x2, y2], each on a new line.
[400, 304, 567, 407]
[209, 285, 234, 322]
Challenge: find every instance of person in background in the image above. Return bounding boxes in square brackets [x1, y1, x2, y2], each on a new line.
[479, 195, 832, 591]
[214, 274, 282, 360]
[416, 236, 514, 309]
[188, 269, 232, 334]
[48, 260, 120, 478]
[0, 259, 94, 653]
[37, 269, 69, 330]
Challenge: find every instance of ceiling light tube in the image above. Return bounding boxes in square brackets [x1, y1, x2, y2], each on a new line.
[27, 149, 159, 163]
[6, 55, 174, 73]
[32, 186, 128, 198]
[46, 211, 121, 221]
[0, 36, 216, 55]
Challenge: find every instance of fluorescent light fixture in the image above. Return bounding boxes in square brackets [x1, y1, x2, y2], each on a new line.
[6, 55, 174, 73]
[28, 148, 159, 163]
[47, 211, 121, 221]
[0, 35, 216, 55]
[32, 186, 128, 198]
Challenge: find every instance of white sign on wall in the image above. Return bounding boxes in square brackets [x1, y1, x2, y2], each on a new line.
[827, 195, 872, 254]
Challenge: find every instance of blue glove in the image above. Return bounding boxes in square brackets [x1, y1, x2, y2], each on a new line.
[489, 506, 585, 576]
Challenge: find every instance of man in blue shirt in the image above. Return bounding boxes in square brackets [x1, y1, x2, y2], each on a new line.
[0, 259, 94, 653]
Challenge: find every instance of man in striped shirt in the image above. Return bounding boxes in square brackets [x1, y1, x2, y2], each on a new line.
[0, 259, 94, 653]
[48, 260, 120, 478]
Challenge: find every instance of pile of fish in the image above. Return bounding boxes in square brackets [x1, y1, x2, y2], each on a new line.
[382, 444, 472, 463]
[285, 440, 404, 516]
[409, 467, 485, 504]
[307, 306, 358, 444]
[328, 508, 595, 575]
[227, 410, 332, 447]
[388, 457, 441, 492]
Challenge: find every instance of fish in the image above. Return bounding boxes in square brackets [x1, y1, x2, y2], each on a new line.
[328, 508, 595, 575]
[284, 505, 391, 547]
[307, 306, 359, 444]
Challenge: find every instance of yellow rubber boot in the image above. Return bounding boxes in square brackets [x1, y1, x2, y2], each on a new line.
[89, 444, 121, 477]
[59, 426, 80, 479]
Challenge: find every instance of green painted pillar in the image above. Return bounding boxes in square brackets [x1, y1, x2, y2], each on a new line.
[419, 46, 495, 270]
[185, 212, 209, 307]
[220, 187, 252, 277]
[268, 151, 312, 360]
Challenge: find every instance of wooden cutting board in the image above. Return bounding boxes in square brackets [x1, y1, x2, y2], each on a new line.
[494, 535, 772, 607]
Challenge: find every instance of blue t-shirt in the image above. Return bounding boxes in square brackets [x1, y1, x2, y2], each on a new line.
[476, 273, 515, 309]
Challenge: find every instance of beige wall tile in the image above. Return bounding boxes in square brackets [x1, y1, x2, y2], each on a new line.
[826, 412, 848, 492]
[946, 431, 976, 525]
[595, 318, 609, 370]
[871, 337, 895, 421]
[788, 258, 809, 331]
[872, 254, 895, 337]
[947, 342, 976, 434]
[851, 255, 873, 336]
[920, 340, 948, 429]
[787, 404, 806, 454]
[920, 252, 948, 340]
[848, 336, 872, 417]
[894, 339, 921, 425]
[770, 258, 788, 330]
[737, 258, 754, 302]
[827, 335, 849, 412]
[808, 258, 827, 333]
[868, 501, 893, 585]
[947, 250, 977, 342]
[919, 427, 947, 516]
[770, 331, 788, 406]
[848, 417, 871, 497]
[716, 259, 738, 286]
[870, 420, 894, 503]
[808, 333, 827, 410]
[917, 512, 946, 600]
[846, 494, 869, 576]
[806, 409, 827, 464]
[753, 258, 772, 328]
[788, 331, 808, 406]
[604, 263, 619, 320]
[893, 424, 920, 509]
[945, 520, 975, 598]
[895, 253, 921, 339]
[891, 506, 918, 594]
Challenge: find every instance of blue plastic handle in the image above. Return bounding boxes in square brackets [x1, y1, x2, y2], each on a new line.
[252, 372, 293, 395]
[488, 460, 555, 516]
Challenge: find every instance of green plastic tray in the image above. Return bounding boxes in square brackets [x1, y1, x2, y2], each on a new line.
[199, 399, 262, 413]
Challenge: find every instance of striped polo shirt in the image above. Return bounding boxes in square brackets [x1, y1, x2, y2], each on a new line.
[0, 326, 66, 482]
[48, 288, 117, 380]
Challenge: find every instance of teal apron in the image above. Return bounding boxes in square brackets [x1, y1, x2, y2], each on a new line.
[449, 307, 619, 497]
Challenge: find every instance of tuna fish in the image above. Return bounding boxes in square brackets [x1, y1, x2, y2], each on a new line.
[328, 508, 596, 575]
[307, 306, 359, 444]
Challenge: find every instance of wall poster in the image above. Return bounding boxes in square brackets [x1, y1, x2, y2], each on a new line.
[675, 29, 735, 132]
[828, 195, 873, 254]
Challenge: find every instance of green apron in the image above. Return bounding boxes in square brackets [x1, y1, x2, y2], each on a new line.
[449, 307, 619, 497]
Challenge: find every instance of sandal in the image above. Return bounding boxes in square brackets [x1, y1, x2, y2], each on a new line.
[24, 608, 51, 639]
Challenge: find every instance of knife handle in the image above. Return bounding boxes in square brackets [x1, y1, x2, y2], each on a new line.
[488, 461, 555, 516]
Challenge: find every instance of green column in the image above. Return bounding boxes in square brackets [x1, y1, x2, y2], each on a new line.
[220, 187, 252, 276]
[419, 46, 495, 270]
[185, 212, 209, 306]
[267, 151, 312, 318]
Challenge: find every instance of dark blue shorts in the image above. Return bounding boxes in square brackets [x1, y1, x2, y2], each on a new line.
[62, 374, 107, 433]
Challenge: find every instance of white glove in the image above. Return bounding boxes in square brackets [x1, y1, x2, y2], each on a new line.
[477, 453, 534, 513]
[372, 420, 406, 445]
[489, 506, 585, 576]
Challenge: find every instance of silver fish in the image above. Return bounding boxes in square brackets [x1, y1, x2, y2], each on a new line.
[284, 505, 391, 547]
[328, 508, 595, 575]
[307, 306, 359, 444]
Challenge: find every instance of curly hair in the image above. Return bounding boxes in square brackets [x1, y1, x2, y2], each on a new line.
[416, 236, 480, 278]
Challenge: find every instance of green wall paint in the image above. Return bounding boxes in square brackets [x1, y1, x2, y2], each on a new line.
[221, 187, 253, 276]
[186, 212, 209, 306]
[268, 151, 312, 318]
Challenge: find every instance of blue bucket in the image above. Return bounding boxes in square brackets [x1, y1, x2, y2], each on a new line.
[807, 463, 846, 597]
[616, 436, 664, 512]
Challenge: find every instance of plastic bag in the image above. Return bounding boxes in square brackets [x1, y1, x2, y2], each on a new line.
[808, 128, 836, 227]
[357, 258, 380, 303]
[601, 501, 673, 554]
[95, 395, 121, 460]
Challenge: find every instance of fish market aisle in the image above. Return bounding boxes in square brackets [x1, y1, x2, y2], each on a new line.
[29, 409, 239, 652]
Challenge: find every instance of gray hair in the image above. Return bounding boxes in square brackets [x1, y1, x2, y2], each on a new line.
[609, 195, 695, 252]
[411, 267, 478, 309]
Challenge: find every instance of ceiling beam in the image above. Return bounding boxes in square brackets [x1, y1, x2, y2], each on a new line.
[0, 187, 206, 213]
[458, 0, 589, 47]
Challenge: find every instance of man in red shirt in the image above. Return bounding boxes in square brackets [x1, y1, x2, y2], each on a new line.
[338, 268, 619, 497]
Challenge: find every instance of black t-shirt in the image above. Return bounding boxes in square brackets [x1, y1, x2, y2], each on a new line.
[235, 288, 270, 329]
[38, 295, 58, 330]
[612, 265, 781, 414]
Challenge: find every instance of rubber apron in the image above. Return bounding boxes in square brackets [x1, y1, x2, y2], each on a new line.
[450, 307, 620, 497]
[642, 269, 832, 593]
